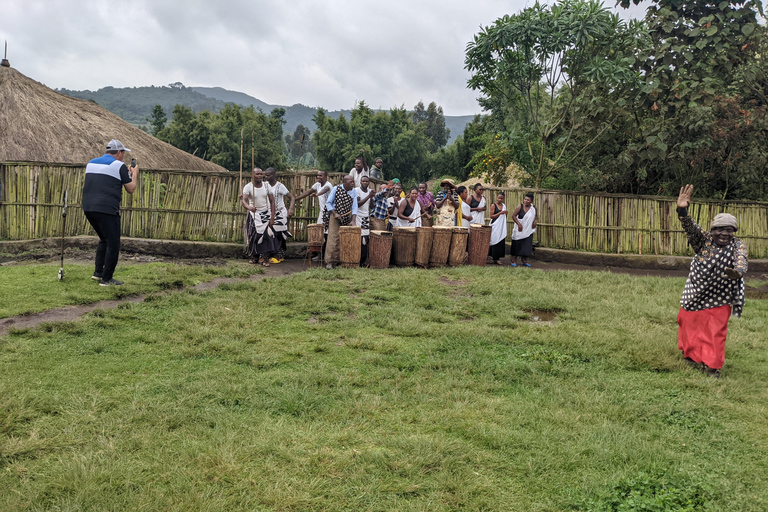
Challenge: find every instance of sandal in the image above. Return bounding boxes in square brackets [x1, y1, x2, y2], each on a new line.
[262, 260, 270, 267]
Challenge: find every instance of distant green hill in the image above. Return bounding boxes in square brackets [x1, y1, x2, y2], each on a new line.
[58, 84, 476, 143]
[58, 83, 226, 126]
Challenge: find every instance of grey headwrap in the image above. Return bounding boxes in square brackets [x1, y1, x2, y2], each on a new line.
[710, 213, 738, 231]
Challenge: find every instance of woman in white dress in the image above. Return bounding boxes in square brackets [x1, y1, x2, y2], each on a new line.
[397, 188, 422, 227]
[488, 192, 508, 265]
[510, 193, 536, 267]
[469, 183, 487, 225]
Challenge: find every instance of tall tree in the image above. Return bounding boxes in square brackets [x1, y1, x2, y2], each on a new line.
[412, 101, 450, 151]
[313, 102, 433, 183]
[465, 0, 640, 186]
[147, 104, 167, 136]
[629, 0, 762, 109]
[158, 105, 197, 154]
[284, 124, 315, 163]
[609, 0, 766, 197]
[157, 104, 285, 171]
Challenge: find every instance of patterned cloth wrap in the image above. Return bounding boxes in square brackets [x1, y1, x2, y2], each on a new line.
[266, 181, 293, 240]
[357, 214, 370, 238]
[680, 215, 747, 317]
[325, 185, 354, 229]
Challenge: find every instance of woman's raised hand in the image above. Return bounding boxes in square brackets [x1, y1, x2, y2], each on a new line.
[677, 184, 694, 209]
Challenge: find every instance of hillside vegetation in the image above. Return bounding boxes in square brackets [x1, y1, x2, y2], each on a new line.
[58, 84, 473, 145]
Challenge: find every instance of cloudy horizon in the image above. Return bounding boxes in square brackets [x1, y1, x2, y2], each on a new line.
[3, 0, 644, 117]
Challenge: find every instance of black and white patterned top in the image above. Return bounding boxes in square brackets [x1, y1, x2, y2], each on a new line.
[680, 214, 748, 317]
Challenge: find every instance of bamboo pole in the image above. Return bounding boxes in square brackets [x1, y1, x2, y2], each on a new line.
[238, 127, 244, 205]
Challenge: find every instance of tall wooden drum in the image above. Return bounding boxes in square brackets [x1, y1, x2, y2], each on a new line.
[392, 227, 417, 267]
[414, 227, 434, 268]
[307, 223, 325, 246]
[369, 230, 393, 269]
[468, 223, 492, 266]
[429, 226, 453, 268]
[448, 227, 468, 267]
[339, 225, 362, 268]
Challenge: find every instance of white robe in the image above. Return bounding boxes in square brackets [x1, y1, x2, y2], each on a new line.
[490, 203, 508, 246]
[266, 182, 291, 237]
[470, 196, 486, 225]
[312, 181, 332, 225]
[397, 199, 422, 227]
[511, 205, 536, 240]
[355, 187, 373, 240]
[460, 201, 471, 229]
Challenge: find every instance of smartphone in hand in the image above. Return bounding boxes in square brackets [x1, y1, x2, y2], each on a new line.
[130, 158, 137, 168]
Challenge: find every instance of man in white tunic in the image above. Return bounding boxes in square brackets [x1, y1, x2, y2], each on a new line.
[348, 157, 369, 188]
[294, 170, 333, 261]
[324, 176, 358, 269]
[240, 168, 278, 266]
[264, 167, 295, 263]
[355, 176, 375, 266]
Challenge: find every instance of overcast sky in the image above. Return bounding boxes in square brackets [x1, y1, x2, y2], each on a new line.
[2, 0, 644, 116]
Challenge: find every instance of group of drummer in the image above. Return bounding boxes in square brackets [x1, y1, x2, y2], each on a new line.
[241, 158, 538, 268]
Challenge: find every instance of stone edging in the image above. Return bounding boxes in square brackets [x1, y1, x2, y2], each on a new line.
[2, 237, 766, 272]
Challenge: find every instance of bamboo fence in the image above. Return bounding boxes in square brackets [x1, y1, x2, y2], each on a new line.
[2, 161, 767, 258]
[481, 187, 768, 258]
[0, 162, 350, 244]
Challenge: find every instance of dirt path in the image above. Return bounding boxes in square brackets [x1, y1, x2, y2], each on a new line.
[2, 257, 765, 337]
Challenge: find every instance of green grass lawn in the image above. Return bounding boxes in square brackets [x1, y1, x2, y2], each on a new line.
[1, 267, 767, 511]
[0, 261, 258, 318]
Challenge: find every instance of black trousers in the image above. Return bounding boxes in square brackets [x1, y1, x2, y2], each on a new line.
[360, 235, 369, 266]
[84, 211, 121, 280]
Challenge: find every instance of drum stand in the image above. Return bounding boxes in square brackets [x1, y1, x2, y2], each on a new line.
[305, 243, 324, 268]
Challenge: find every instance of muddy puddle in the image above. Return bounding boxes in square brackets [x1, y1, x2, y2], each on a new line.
[523, 309, 560, 324]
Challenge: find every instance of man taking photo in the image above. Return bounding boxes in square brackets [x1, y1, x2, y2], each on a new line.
[81, 139, 138, 286]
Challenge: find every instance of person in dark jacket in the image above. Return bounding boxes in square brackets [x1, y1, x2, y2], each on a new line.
[81, 139, 138, 286]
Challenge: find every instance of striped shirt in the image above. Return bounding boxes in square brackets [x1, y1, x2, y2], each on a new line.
[82, 154, 131, 215]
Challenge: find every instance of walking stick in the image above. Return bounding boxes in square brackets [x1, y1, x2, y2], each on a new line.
[57, 190, 68, 281]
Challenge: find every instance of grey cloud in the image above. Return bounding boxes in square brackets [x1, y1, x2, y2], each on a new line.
[3, 0, 645, 116]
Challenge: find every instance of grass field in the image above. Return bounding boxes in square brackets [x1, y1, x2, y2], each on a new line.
[0, 261, 257, 318]
[1, 266, 767, 511]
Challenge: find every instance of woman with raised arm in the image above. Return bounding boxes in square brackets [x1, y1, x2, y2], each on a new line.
[676, 184, 748, 378]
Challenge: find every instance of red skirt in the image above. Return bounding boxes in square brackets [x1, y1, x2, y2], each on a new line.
[677, 305, 730, 369]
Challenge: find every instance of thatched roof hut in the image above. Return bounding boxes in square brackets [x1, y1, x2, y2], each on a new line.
[0, 65, 227, 172]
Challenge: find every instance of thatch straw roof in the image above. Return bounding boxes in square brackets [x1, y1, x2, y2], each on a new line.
[0, 65, 227, 172]
[460, 173, 519, 190]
